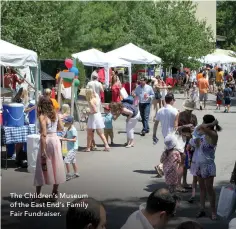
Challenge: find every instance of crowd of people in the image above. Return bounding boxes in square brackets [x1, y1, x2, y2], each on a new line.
[2, 64, 236, 228]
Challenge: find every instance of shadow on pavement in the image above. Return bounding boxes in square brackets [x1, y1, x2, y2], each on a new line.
[1, 179, 233, 229]
[133, 169, 157, 175]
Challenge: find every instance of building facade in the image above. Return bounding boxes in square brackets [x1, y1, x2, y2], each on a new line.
[194, 0, 216, 40]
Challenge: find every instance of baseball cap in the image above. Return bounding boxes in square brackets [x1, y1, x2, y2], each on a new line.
[64, 116, 74, 123]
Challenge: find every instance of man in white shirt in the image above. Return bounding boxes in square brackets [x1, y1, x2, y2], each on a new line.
[90, 67, 99, 80]
[121, 188, 176, 229]
[87, 75, 104, 99]
[153, 93, 178, 139]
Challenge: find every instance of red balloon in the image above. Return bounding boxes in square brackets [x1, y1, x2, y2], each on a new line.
[65, 59, 73, 69]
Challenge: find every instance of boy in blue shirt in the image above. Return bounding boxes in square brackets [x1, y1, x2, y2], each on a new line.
[103, 106, 114, 145]
[61, 116, 80, 180]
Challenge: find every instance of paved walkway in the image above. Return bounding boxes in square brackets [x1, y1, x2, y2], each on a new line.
[1, 94, 236, 229]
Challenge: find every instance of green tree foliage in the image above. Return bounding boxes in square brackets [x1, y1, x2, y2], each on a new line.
[1, 1, 214, 67]
[217, 1, 236, 52]
[1, 1, 69, 58]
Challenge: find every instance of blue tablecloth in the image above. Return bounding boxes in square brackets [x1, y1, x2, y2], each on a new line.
[2, 125, 36, 144]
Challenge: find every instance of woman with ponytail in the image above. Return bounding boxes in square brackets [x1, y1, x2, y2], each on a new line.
[190, 114, 222, 220]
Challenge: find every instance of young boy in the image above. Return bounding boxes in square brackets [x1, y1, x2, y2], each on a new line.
[216, 87, 223, 110]
[103, 106, 114, 145]
[61, 116, 80, 181]
[224, 83, 232, 113]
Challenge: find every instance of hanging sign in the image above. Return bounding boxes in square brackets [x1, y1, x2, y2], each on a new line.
[59, 72, 75, 79]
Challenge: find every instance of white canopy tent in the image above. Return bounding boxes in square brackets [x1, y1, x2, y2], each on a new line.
[200, 54, 236, 64]
[0, 39, 39, 130]
[199, 49, 236, 64]
[0, 39, 38, 67]
[107, 43, 162, 64]
[72, 48, 131, 87]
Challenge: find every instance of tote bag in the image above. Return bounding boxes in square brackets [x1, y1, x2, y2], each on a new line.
[120, 87, 128, 99]
[217, 184, 236, 218]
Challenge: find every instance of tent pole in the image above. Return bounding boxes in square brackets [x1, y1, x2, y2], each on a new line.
[129, 66, 132, 95]
[34, 65, 39, 133]
[105, 66, 109, 88]
[57, 77, 62, 108]
[71, 79, 75, 116]
[2, 66, 4, 88]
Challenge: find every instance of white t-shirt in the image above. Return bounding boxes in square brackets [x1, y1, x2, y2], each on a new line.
[87, 80, 103, 96]
[91, 70, 99, 80]
[156, 104, 178, 138]
[121, 204, 153, 229]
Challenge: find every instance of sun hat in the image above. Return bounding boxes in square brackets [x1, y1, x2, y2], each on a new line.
[183, 99, 195, 111]
[64, 116, 74, 123]
[164, 134, 177, 150]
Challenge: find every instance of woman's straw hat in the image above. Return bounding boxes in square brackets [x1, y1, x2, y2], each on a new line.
[183, 99, 195, 111]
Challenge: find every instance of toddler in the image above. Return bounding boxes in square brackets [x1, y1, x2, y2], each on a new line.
[189, 84, 198, 108]
[216, 88, 223, 110]
[160, 134, 181, 194]
[103, 106, 114, 145]
[61, 116, 80, 181]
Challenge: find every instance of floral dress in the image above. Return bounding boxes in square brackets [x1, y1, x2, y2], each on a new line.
[190, 135, 216, 178]
[160, 149, 181, 189]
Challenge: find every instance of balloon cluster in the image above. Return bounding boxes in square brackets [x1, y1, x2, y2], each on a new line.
[63, 59, 80, 87]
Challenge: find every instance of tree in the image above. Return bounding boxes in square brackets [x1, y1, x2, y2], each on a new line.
[217, 1, 236, 52]
[67, 1, 214, 67]
[1, 1, 214, 67]
[1, 1, 70, 58]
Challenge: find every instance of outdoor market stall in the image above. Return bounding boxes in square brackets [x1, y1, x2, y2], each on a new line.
[200, 49, 236, 64]
[0, 39, 39, 170]
[72, 48, 131, 86]
[107, 43, 162, 91]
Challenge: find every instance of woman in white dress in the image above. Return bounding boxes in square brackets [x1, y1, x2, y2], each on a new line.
[160, 78, 168, 107]
[84, 89, 109, 152]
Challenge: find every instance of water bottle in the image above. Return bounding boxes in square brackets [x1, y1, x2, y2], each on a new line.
[153, 136, 159, 145]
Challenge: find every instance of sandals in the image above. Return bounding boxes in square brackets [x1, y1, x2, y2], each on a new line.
[183, 184, 192, 189]
[50, 191, 58, 202]
[211, 213, 217, 221]
[176, 187, 188, 193]
[188, 196, 195, 203]
[196, 210, 206, 218]
[104, 147, 110, 152]
[126, 144, 134, 148]
[83, 148, 90, 152]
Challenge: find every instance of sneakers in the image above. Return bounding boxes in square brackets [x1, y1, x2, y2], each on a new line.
[66, 173, 80, 181]
[73, 173, 80, 178]
[66, 174, 73, 181]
